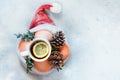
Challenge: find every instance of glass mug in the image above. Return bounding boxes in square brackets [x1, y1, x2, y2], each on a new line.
[20, 38, 51, 62]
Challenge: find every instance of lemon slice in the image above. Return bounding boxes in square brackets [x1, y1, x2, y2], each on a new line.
[33, 42, 49, 58]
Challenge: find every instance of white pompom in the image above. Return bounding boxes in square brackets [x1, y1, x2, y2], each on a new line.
[50, 3, 62, 13]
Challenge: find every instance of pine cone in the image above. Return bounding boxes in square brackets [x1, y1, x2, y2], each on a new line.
[50, 31, 65, 48]
[48, 51, 64, 71]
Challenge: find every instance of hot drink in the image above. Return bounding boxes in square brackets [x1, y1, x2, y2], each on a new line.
[20, 38, 51, 62]
[30, 40, 50, 59]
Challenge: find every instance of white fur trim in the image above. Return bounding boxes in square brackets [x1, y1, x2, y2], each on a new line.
[30, 24, 61, 33]
[50, 3, 62, 13]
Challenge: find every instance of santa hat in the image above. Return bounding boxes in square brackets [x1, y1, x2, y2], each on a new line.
[29, 3, 61, 30]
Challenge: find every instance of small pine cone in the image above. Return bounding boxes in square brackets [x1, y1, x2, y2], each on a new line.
[48, 51, 64, 69]
[50, 31, 65, 48]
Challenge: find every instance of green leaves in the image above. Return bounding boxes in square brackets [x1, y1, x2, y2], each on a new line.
[15, 30, 34, 41]
[52, 46, 59, 51]
[25, 56, 34, 73]
[57, 64, 64, 72]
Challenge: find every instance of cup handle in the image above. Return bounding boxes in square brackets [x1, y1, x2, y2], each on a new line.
[20, 51, 29, 56]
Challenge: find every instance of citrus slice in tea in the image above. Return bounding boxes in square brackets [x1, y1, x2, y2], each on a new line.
[33, 41, 49, 59]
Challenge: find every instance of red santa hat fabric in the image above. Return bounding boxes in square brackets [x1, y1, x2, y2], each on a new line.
[29, 3, 61, 29]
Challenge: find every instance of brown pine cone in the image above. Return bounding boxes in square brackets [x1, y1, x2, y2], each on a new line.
[48, 51, 64, 71]
[50, 31, 65, 48]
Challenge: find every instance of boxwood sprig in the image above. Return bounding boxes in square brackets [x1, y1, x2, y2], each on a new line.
[15, 30, 34, 41]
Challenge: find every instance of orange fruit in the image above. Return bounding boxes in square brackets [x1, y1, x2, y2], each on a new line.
[34, 60, 52, 72]
[18, 40, 32, 52]
[18, 40, 32, 59]
[34, 29, 53, 41]
[60, 43, 70, 60]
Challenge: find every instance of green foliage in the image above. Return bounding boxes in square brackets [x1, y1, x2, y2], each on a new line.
[52, 46, 59, 51]
[15, 30, 34, 41]
[57, 64, 64, 72]
[25, 56, 34, 73]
